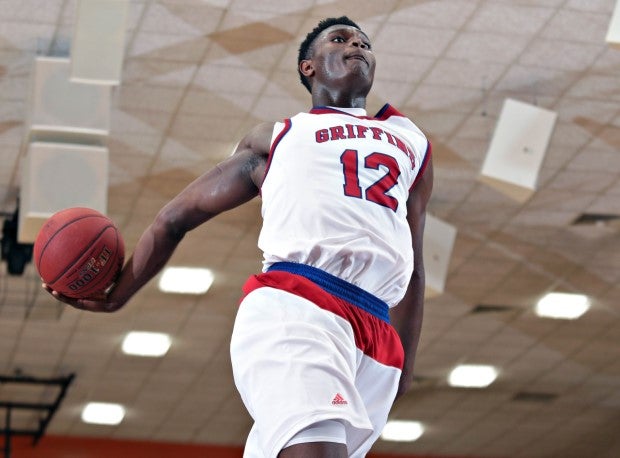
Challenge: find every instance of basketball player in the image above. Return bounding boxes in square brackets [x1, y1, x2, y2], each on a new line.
[45, 17, 433, 458]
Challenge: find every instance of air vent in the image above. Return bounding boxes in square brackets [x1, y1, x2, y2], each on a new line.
[572, 213, 620, 226]
[471, 304, 515, 313]
[512, 391, 558, 403]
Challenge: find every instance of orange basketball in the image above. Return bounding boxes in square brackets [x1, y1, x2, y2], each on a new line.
[34, 207, 125, 299]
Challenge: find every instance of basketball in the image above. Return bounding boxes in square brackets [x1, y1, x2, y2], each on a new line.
[34, 207, 125, 299]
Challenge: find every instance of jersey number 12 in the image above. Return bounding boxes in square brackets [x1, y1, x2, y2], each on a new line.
[340, 149, 401, 211]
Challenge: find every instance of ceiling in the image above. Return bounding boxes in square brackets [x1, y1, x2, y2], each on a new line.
[1, 0, 620, 457]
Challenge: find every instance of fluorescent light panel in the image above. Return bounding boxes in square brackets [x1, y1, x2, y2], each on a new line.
[81, 402, 125, 425]
[381, 420, 424, 442]
[536, 292, 590, 319]
[448, 364, 498, 388]
[122, 331, 171, 357]
[158, 267, 214, 294]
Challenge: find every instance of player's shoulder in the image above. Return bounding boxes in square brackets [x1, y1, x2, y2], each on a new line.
[246, 121, 277, 142]
[237, 121, 276, 158]
[376, 104, 418, 125]
[378, 104, 427, 139]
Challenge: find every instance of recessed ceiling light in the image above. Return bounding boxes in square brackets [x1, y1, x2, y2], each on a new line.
[81, 402, 125, 425]
[448, 364, 498, 388]
[535, 292, 590, 319]
[381, 420, 424, 442]
[122, 331, 171, 357]
[158, 267, 214, 294]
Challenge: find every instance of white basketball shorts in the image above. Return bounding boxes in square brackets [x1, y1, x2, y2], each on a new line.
[230, 262, 404, 458]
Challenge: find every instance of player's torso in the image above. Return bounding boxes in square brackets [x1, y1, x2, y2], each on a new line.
[258, 105, 428, 306]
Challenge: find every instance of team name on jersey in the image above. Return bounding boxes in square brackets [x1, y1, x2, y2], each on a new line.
[314, 123, 416, 169]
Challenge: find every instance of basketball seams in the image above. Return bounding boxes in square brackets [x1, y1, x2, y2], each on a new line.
[35, 208, 124, 299]
[36, 214, 109, 272]
[47, 224, 115, 285]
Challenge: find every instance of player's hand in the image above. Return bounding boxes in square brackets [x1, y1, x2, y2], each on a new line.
[42, 283, 121, 313]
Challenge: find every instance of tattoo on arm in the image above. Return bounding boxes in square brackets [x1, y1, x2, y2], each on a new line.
[240, 152, 267, 188]
[242, 153, 262, 175]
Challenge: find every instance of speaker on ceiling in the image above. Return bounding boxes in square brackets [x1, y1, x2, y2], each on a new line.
[71, 0, 130, 85]
[479, 98, 557, 203]
[26, 56, 111, 144]
[423, 214, 457, 298]
[18, 142, 109, 243]
[607, 0, 620, 48]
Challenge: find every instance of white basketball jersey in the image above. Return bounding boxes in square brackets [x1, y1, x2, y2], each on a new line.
[258, 105, 430, 307]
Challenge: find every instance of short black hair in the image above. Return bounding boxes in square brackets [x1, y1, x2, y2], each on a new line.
[297, 16, 362, 93]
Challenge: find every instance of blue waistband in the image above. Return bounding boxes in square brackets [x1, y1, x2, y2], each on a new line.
[267, 262, 390, 323]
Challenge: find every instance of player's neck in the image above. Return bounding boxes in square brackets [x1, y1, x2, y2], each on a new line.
[311, 87, 367, 109]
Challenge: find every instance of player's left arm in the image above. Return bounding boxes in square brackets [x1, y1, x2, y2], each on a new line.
[390, 155, 434, 399]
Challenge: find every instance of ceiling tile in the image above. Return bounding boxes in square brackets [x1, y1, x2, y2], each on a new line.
[519, 39, 603, 71]
[446, 32, 530, 64]
[541, 10, 611, 44]
[373, 25, 455, 58]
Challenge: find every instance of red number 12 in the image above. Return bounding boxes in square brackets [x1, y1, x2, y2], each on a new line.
[340, 149, 401, 211]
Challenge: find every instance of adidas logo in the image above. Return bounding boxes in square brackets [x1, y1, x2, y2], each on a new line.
[332, 393, 348, 405]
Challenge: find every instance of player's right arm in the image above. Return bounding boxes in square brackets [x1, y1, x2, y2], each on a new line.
[44, 122, 274, 312]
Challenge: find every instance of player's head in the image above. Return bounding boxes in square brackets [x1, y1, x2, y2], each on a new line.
[298, 16, 375, 95]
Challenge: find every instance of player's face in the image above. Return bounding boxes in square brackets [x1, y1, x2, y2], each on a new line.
[307, 25, 376, 93]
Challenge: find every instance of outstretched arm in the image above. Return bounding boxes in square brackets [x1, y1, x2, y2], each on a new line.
[44, 122, 274, 312]
[390, 156, 434, 399]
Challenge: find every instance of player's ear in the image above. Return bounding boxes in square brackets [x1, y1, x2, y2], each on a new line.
[299, 59, 314, 78]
